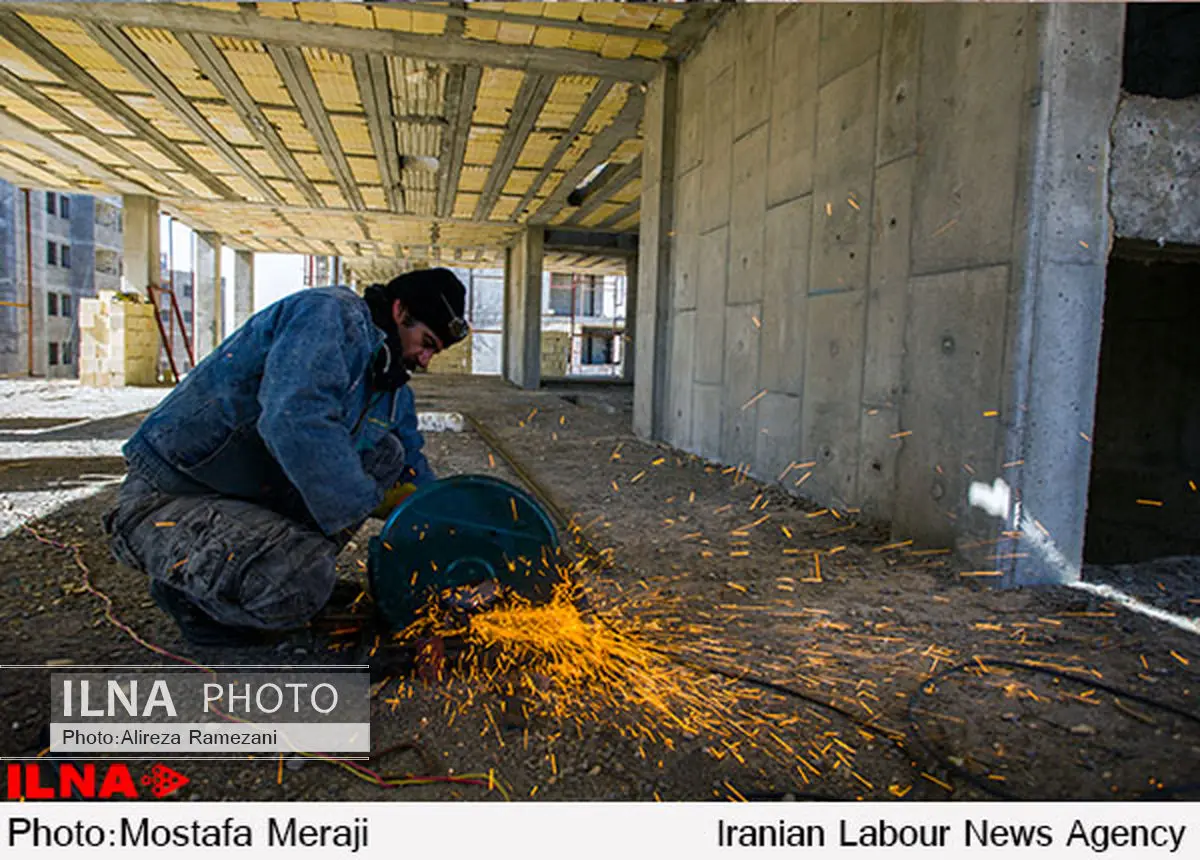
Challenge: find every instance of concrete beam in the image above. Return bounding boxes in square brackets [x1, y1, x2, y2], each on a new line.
[194, 231, 222, 359]
[11, 3, 659, 82]
[267, 44, 364, 211]
[474, 72, 557, 221]
[529, 88, 645, 226]
[543, 228, 639, 256]
[403, 2, 672, 42]
[178, 32, 324, 207]
[512, 80, 613, 221]
[233, 249, 254, 329]
[82, 22, 283, 204]
[596, 198, 640, 230]
[122, 195, 160, 295]
[436, 66, 482, 218]
[353, 53, 403, 213]
[563, 155, 642, 227]
[0, 110, 142, 195]
[0, 11, 235, 199]
[0, 66, 190, 197]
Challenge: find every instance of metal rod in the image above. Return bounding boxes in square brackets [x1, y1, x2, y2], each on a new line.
[148, 285, 181, 384]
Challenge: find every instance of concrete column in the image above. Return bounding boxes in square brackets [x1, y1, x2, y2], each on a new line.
[194, 231, 222, 359]
[633, 62, 678, 439]
[233, 250, 254, 329]
[1000, 4, 1125, 585]
[621, 254, 638, 383]
[121, 194, 159, 295]
[503, 227, 543, 390]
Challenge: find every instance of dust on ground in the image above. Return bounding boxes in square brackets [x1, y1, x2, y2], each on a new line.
[0, 375, 1196, 802]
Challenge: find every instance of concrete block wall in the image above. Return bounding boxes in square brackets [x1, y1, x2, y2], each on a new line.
[540, 331, 571, 378]
[79, 291, 159, 387]
[647, 3, 1123, 573]
[430, 333, 473, 375]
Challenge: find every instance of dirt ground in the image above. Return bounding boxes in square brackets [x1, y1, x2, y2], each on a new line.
[1, 374, 1197, 803]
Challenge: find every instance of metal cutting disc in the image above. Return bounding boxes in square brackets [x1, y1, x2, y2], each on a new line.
[367, 474, 563, 631]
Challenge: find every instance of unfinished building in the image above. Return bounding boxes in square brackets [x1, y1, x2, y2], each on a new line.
[0, 2, 1196, 804]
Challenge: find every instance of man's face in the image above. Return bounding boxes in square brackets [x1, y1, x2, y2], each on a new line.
[392, 300, 444, 371]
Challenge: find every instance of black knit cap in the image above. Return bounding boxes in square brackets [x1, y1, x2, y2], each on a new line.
[377, 267, 468, 347]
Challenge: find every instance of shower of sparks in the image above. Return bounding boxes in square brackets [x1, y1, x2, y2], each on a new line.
[362, 405, 1195, 800]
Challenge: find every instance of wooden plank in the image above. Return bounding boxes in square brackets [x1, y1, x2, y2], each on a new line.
[0, 108, 145, 194]
[178, 32, 323, 207]
[0, 66, 192, 196]
[0, 10, 235, 198]
[436, 65, 481, 218]
[353, 52, 402, 213]
[473, 72, 555, 221]
[82, 22, 282, 204]
[564, 154, 641, 226]
[530, 88, 644, 226]
[266, 43, 364, 211]
[511, 79, 613, 221]
[10, 3, 658, 81]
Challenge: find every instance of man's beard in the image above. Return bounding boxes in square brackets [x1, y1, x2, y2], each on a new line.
[370, 337, 411, 391]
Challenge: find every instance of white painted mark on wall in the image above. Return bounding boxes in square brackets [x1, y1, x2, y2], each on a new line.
[969, 477, 1197, 636]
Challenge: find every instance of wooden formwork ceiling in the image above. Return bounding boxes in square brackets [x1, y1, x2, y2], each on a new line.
[0, 1, 715, 261]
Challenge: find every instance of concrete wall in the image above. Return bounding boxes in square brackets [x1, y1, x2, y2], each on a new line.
[642, 4, 1124, 579]
[1109, 95, 1200, 246]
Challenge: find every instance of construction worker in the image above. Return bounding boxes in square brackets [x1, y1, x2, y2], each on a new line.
[103, 268, 470, 647]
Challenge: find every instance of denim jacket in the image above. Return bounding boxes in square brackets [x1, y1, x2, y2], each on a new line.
[123, 286, 433, 536]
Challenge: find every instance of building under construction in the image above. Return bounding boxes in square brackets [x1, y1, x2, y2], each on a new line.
[0, 2, 1196, 804]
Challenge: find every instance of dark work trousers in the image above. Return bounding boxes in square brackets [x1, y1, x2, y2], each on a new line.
[102, 435, 407, 631]
[102, 473, 343, 631]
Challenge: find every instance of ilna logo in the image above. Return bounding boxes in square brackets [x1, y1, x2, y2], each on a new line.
[6, 762, 190, 799]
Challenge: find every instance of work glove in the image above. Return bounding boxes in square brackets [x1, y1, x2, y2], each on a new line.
[371, 481, 418, 520]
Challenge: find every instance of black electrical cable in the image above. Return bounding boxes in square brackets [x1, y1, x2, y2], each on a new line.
[463, 412, 1200, 801]
[908, 659, 1200, 801]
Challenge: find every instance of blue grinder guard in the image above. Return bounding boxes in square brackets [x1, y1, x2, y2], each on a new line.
[367, 474, 563, 632]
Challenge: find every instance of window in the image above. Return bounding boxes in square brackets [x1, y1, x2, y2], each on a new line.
[46, 241, 57, 266]
[60, 294, 72, 318]
[46, 193, 55, 216]
[48, 342, 58, 366]
[548, 273, 573, 315]
[59, 195, 70, 219]
[61, 245, 71, 269]
[578, 277, 599, 316]
[47, 292, 58, 316]
[582, 333, 615, 365]
[61, 341, 73, 364]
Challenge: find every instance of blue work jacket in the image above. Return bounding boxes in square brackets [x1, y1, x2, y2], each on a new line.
[123, 286, 433, 536]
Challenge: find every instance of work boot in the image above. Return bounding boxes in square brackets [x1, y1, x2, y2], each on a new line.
[149, 580, 270, 649]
